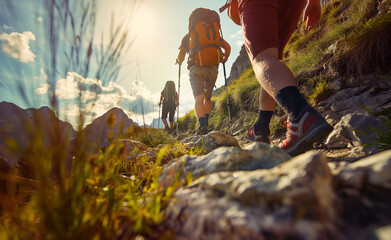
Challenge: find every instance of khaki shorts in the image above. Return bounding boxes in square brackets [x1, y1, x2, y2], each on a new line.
[189, 65, 218, 99]
[238, 0, 307, 60]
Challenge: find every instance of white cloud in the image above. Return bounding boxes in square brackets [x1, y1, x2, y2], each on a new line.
[56, 73, 80, 100]
[0, 31, 36, 63]
[55, 72, 162, 125]
[62, 104, 81, 119]
[3, 24, 11, 30]
[236, 40, 244, 47]
[35, 83, 50, 95]
[230, 30, 242, 39]
[229, 30, 244, 47]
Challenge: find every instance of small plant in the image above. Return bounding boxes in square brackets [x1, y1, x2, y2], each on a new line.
[309, 78, 331, 104]
[355, 108, 391, 150]
[137, 128, 173, 148]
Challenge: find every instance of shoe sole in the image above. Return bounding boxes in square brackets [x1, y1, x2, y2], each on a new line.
[195, 128, 208, 135]
[246, 132, 256, 142]
[285, 121, 333, 156]
[246, 131, 270, 144]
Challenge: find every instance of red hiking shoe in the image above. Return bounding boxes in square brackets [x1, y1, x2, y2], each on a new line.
[280, 107, 333, 156]
[246, 127, 270, 144]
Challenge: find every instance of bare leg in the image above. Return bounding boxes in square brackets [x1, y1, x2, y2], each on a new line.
[251, 48, 296, 98]
[204, 98, 212, 114]
[162, 118, 169, 128]
[259, 87, 276, 111]
[194, 94, 206, 118]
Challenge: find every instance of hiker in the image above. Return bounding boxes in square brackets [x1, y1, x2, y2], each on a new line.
[159, 81, 179, 130]
[176, 8, 231, 135]
[221, 0, 332, 156]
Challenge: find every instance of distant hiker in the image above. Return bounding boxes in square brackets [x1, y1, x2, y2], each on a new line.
[176, 8, 231, 135]
[159, 81, 179, 130]
[221, 0, 332, 156]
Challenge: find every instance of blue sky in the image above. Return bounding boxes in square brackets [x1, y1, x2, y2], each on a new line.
[0, 0, 243, 126]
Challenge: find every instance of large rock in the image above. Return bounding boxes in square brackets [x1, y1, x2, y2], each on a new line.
[329, 88, 391, 116]
[325, 113, 386, 153]
[181, 131, 240, 153]
[337, 150, 391, 189]
[158, 142, 291, 189]
[330, 150, 391, 238]
[163, 151, 337, 239]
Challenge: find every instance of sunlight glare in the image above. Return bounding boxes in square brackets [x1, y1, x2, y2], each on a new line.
[132, 2, 159, 43]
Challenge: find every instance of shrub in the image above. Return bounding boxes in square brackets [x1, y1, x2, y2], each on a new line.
[308, 78, 332, 104]
[136, 128, 173, 148]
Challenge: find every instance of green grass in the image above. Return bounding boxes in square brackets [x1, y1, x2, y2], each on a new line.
[137, 128, 173, 148]
[308, 78, 332, 104]
[337, 12, 391, 75]
[208, 68, 258, 129]
[0, 120, 207, 239]
[354, 107, 391, 151]
[177, 110, 198, 133]
[284, 0, 382, 77]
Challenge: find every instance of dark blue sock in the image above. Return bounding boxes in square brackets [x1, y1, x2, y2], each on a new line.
[254, 110, 273, 135]
[205, 113, 209, 127]
[275, 86, 308, 123]
[198, 117, 206, 129]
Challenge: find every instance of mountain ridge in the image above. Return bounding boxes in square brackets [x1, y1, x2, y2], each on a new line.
[0, 102, 140, 165]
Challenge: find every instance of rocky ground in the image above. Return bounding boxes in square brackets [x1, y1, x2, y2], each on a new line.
[119, 124, 390, 240]
[154, 132, 391, 240]
[141, 73, 391, 239]
[90, 72, 391, 239]
[232, 73, 391, 162]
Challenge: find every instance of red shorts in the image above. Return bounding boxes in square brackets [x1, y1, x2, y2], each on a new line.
[238, 0, 307, 60]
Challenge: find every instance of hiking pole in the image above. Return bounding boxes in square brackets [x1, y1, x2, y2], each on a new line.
[158, 103, 161, 129]
[219, 26, 233, 135]
[176, 64, 181, 136]
[223, 61, 233, 136]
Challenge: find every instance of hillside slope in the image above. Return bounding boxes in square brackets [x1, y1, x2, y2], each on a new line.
[178, 0, 391, 155]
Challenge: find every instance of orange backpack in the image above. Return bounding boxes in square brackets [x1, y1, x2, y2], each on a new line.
[219, 0, 240, 26]
[188, 8, 222, 66]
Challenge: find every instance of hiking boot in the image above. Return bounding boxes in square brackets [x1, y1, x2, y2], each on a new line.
[195, 127, 208, 135]
[164, 126, 173, 134]
[280, 107, 333, 156]
[246, 127, 270, 144]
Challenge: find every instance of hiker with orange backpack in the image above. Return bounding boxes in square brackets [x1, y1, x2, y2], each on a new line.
[159, 81, 179, 131]
[220, 0, 332, 156]
[176, 8, 231, 135]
